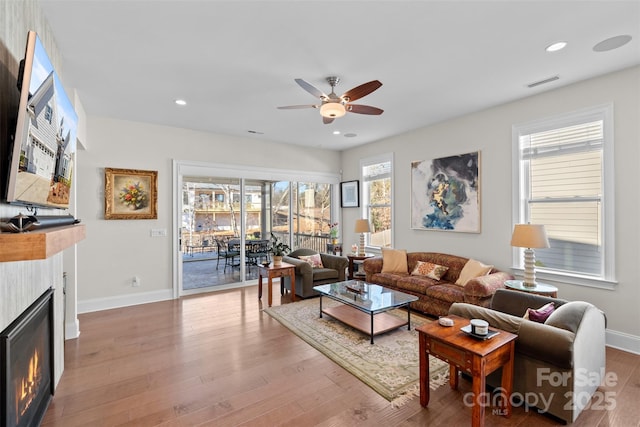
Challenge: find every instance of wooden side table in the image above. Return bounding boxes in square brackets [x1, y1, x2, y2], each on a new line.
[258, 262, 296, 307]
[347, 254, 373, 280]
[417, 314, 517, 427]
[504, 279, 558, 298]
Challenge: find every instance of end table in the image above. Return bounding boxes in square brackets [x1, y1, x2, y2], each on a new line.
[417, 314, 517, 426]
[504, 279, 558, 298]
[258, 262, 296, 307]
[347, 254, 373, 280]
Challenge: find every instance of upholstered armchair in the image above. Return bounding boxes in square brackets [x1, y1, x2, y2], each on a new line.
[449, 289, 606, 424]
[282, 248, 349, 298]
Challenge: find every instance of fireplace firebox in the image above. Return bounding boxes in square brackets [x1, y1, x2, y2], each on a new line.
[1, 289, 54, 427]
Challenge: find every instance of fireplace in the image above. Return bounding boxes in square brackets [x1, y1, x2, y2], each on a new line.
[1, 289, 54, 427]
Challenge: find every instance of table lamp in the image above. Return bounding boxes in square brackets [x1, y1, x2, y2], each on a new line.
[354, 219, 371, 256]
[510, 224, 550, 288]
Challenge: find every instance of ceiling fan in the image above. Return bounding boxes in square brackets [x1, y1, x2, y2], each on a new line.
[277, 76, 383, 124]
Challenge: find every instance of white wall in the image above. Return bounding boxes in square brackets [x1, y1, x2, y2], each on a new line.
[76, 118, 341, 307]
[342, 66, 640, 353]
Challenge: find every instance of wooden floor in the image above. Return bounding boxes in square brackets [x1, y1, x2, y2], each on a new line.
[42, 286, 640, 427]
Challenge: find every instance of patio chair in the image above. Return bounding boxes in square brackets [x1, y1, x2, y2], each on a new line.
[215, 238, 240, 270]
[246, 239, 270, 269]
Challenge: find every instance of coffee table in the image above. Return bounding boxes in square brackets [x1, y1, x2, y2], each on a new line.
[313, 280, 418, 344]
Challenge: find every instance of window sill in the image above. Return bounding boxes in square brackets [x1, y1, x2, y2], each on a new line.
[509, 267, 618, 290]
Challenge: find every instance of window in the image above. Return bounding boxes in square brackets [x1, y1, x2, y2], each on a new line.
[361, 154, 393, 249]
[291, 182, 333, 250]
[44, 104, 53, 124]
[513, 105, 614, 285]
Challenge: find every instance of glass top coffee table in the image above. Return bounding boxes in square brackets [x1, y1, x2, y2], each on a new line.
[313, 280, 419, 344]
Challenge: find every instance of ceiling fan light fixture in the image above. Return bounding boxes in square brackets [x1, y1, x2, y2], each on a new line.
[545, 41, 567, 52]
[320, 102, 346, 118]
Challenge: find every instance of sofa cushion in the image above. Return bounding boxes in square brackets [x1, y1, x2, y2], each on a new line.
[411, 261, 449, 280]
[369, 272, 403, 287]
[394, 276, 437, 295]
[312, 268, 340, 281]
[406, 252, 469, 283]
[524, 302, 555, 323]
[299, 253, 324, 268]
[455, 259, 493, 286]
[425, 284, 465, 304]
[491, 289, 566, 317]
[381, 248, 408, 273]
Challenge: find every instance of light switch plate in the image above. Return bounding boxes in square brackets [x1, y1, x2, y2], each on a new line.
[150, 228, 167, 237]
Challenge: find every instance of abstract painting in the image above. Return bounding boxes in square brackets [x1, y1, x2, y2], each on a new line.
[411, 151, 480, 233]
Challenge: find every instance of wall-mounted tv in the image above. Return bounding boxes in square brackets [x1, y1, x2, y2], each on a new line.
[5, 31, 78, 210]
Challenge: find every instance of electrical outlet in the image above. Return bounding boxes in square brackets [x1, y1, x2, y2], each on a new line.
[132, 276, 140, 287]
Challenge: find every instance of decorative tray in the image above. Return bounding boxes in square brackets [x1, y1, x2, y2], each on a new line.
[460, 324, 500, 340]
[346, 284, 364, 294]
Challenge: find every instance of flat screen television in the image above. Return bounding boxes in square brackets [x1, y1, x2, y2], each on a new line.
[5, 30, 78, 210]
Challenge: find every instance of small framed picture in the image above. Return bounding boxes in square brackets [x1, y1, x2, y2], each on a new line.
[105, 168, 158, 219]
[340, 180, 360, 208]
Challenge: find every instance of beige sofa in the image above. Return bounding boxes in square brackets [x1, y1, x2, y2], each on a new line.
[449, 289, 606, 424]
[363, 252, 513, 317]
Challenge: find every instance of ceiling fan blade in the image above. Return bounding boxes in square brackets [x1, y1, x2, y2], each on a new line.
[295, 78, 327, 99]
[277, 104, 318, 110]
[347, 104, 384, 115]
[323, 116, 335, 125]
[342, 80, 382, 102]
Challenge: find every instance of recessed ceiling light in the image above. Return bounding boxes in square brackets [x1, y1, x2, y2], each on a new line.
[545, 41, 567, 52]
[333, 130, 340, 135]
[175, 99, 187, 106]
[344, 133, 357, 138]
[593, 35, 632, 52]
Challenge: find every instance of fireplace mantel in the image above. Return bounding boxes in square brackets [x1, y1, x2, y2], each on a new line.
[0, 224, 85, 262]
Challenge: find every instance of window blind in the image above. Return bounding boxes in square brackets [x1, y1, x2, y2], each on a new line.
[520, 120, 604, 276]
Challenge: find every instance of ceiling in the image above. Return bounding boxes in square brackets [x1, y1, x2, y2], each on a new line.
[38, 1, 639, 151]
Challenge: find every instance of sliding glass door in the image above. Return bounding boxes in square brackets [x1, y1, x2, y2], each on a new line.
[174, 160, 340, 297]
[181, 177, 242, 291]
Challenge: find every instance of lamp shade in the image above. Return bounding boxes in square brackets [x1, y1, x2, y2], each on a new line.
[354, 219, 371, 233]
[320, 102, 346, 118]
[511, 224, 550, 249]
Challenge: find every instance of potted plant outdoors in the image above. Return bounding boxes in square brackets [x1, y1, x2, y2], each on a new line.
[269, 232, 291, 266]
[329, 222, 339, 244]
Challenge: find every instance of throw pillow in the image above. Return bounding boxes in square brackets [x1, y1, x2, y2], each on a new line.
[455, 259, 494, 286]
[298, 253, 324, 268]
[411, 261, 449, 280]
[381, 248, 408, 273]
[524, 302, 555, 323]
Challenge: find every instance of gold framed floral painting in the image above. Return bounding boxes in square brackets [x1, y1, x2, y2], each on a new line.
[105, 168, 158, 219]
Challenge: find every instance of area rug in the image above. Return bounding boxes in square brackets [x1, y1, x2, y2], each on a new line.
[263, 298, 449, 406]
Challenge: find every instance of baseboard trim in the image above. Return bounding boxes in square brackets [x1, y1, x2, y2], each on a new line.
[606, 329, 640, 355]
[65, 318, 80, 339]
[78, 289, 174, 314]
